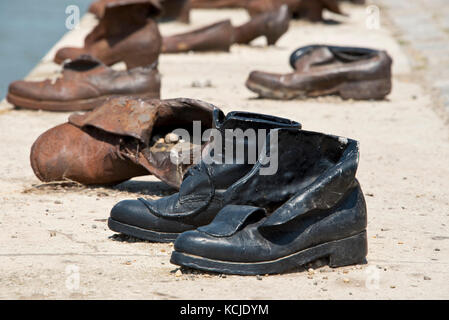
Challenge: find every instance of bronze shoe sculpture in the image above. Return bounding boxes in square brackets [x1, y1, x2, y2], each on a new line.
[7, 56, 160, 112]
[30, 97, 216, 188]
[171, 129, 367, 275]
[55, 0, 162, 69]
[162, 4, 290, 53]
[246, 45, 393, 100]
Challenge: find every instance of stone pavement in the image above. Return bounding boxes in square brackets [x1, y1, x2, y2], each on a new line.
[377, 0, 449, 115]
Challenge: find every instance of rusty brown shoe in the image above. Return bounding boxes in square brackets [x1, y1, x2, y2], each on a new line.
[55, 0, 162, 69]
[7, 56, 160, 112]
[246, 45, 392, 100]
[30, 97, 217, 188]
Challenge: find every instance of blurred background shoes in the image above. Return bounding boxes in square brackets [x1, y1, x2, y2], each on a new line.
[54, 0, 162, 69]
[162, 4, 290, 53]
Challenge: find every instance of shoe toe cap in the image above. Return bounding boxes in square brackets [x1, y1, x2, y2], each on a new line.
[110, 198, 195, 233]
[8, 80, 41, 100]
[110, 199, 148, 226]
[174, 229, 239, 262]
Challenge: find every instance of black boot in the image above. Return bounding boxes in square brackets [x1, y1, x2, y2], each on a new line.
[170, 129, 367, 275]
[108, 109, 301, 242]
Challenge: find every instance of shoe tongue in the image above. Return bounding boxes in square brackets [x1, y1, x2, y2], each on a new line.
[62, 55, 108, 78]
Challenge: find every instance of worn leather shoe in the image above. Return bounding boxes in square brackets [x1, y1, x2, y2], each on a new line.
[108, 110, 301, 242]
[8, 56, 160, 112]
[246, 44, 392, 100]
[171, 129, 367, 275]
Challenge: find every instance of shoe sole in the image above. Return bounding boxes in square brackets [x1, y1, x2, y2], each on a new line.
[170, 230, 367, 275]
[108, 217, 179, 243]
[6, 92, 159, 112]
[246, 78, 391, 100]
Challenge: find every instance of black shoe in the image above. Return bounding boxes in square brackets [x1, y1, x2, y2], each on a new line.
[108, 109, 301, 242]
[170, 129, 367, 275]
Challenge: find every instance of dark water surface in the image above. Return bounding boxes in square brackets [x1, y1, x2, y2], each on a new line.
[0, 0, 92, 99]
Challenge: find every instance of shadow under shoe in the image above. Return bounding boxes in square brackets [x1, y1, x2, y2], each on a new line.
[171, 129, 367, 275]
[246, 44, 392, 100]
[108, 110, 301, 242]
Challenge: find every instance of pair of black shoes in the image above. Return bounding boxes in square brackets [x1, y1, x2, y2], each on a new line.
[108, 107, 367, 275]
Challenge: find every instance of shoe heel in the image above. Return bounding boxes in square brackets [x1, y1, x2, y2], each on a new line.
[266, 34, 281, 46]
[328, 231, 367, 268]
[338, 78, 392, 100]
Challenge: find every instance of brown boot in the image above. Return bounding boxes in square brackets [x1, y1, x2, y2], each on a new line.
[7, 56, 160, 112]
[162, 20, 234, 53]
[234, 4, 290, 45]
[56, 0, 162, 69]
[30, 97, 217, 188]
[246, 45, 392, 100]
